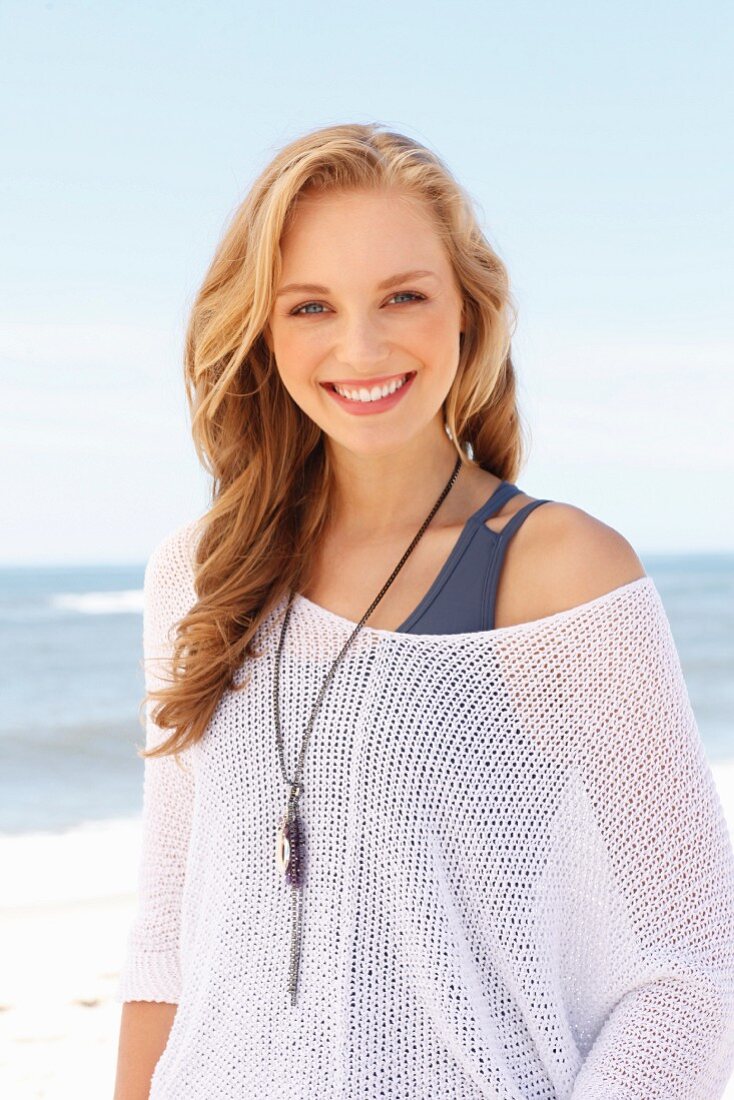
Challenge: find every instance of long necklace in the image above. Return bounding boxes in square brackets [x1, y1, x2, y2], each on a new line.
[273, 453, 463, 1006]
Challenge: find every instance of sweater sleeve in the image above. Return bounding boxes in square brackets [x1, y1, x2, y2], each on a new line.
[115, 523, 199, 1004]
[566, 584, 734, 1097]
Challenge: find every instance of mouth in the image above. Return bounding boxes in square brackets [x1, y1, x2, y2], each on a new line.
[320, 370, 415, 397]
[320, 370, 417, 415]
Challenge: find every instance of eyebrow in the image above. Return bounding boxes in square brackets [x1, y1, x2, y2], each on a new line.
[275, 269, 438, 298]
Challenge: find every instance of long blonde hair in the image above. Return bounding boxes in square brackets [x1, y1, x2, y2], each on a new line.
[142, 121, 529, 760]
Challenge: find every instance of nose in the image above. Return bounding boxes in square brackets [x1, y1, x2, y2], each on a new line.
[333, 314, 391, 374]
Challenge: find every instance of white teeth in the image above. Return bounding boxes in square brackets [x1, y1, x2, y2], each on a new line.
[333, 374, 410, 402]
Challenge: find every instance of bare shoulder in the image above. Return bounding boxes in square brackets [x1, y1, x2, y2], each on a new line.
[530, 499, 647, 602]
[489, 495, 648, 628]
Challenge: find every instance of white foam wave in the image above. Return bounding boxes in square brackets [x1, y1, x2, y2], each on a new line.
[51, 589, 144, 615]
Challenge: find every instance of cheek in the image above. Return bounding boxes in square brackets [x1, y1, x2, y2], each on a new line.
[403, 299, 458, 341]
[408, 311, 460, 364]
[271, 323, 324, 385]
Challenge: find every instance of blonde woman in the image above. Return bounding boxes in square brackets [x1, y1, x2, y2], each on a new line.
[113, 122, 734, 1099]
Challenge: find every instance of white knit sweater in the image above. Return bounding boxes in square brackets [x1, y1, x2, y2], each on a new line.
[117, 519, 734, 1098]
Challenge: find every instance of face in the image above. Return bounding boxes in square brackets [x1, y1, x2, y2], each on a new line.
[265, 188, 465, 458]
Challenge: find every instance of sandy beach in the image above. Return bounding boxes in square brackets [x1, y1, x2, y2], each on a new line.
[2, 763, 734, 1098]
[0, 818, 141, 1098]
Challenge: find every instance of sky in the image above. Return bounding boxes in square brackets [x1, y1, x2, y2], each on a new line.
[1, 0, 732, 564]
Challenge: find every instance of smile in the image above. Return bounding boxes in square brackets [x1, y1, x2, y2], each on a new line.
[321, 371, 417, 416]
[330, 373, 410, 402]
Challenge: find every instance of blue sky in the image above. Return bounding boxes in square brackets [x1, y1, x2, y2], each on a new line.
[1, 0, 732, 563]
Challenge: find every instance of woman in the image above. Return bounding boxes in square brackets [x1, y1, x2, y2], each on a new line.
[113, 122, 734, 1099]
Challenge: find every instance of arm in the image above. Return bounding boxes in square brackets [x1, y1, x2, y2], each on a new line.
[113, 524, 198, 1096]
[512, 511, 734, 1095]
[113, 1002, 177, 1100]
[568, 583, 734, 1096]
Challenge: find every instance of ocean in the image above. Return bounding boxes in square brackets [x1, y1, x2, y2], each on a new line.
[1, 554, 732, 836]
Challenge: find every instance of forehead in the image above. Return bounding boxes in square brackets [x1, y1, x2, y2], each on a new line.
[279, 188, 450, 275]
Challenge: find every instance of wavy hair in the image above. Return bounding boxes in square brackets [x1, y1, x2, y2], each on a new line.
[141, 120, 529, 760]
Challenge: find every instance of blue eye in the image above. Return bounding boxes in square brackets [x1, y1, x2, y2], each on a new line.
[292, 302, 327, 315]
[290, 291, 426, 316]
[390, 292, 425, 305]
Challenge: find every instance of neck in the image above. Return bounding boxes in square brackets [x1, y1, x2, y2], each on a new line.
[324, 423, 465, 541]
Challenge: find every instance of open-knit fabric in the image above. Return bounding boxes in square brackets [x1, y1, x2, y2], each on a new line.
[116, 518, 734, 1098]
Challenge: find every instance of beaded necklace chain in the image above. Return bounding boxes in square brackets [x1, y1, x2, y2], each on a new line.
[272, 453, 463, 1005]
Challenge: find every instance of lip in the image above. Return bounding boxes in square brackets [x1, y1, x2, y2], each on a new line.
[322, 370, 416, 416]
[320, 370, 412, 389]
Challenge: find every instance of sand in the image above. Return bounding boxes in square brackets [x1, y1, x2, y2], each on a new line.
[2, 763, 734, 1098]
[0, 818, 141, 1098]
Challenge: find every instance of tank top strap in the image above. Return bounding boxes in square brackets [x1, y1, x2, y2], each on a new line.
[481, 496, 554, 630]
[495, 497, 553, 542]
[471, 480, 524, 525]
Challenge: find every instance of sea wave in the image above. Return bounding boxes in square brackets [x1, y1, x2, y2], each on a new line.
[50, 589, 144, 615]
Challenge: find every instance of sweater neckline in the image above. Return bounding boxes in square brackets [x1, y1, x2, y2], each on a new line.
[292, 575, 654, 645]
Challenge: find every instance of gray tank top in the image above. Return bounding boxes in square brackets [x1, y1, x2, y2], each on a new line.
[397, 481, 552, 634]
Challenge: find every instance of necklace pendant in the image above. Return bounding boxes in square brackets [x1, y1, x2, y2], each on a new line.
[276, 808, 305, 887]
[275, 813, 290, 876]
